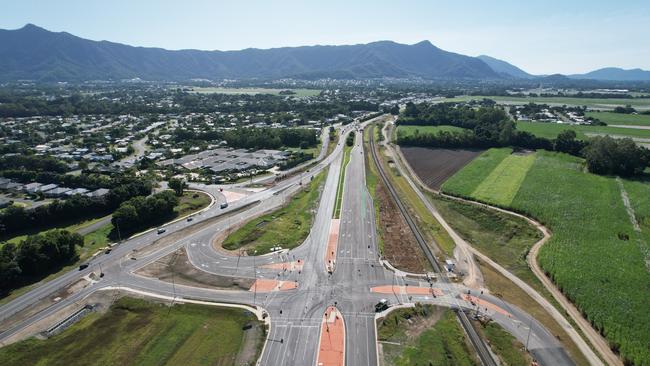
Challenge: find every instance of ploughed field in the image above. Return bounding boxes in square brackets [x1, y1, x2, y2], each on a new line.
[400, 147, 483, 190]
[442, 148, 650, 366]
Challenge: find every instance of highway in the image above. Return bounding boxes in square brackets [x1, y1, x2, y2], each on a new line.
[0, 117, 576, 366]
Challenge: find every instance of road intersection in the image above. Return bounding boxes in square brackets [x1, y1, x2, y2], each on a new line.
[0, 119, 575, 366]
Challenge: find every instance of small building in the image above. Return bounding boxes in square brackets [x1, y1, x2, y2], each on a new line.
[65, 188, 90, 197]
[2, 182, 23, 193]
[45, 187, 72, 198]
[38, 183, 58, 193]
[86, 188, 110, 198]
[22, 182, 44, 194]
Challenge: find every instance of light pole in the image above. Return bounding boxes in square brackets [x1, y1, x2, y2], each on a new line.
[253, 249, 258, 304]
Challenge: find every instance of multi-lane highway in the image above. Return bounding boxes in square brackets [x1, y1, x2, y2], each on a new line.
[0, 117, 576, 366]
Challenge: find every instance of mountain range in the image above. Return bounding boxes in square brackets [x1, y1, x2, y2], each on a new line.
[1, 24, 648, 82]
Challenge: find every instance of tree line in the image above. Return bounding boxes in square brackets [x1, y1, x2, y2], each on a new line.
[397, 102, 650, 176]
[111, 190, 178, 237]
[0, 230, 83, 295]
[0, 180, 152, 238]
[222, 128, 318, 150]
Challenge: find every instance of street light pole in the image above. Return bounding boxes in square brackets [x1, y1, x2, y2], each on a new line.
[253, 249, 258, 304]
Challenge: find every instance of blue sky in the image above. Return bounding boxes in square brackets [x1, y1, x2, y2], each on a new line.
[3, 0, 649, 74]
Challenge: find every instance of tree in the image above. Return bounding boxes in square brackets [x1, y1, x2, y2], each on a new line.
[583, 136, 647, 176]
[168, 178, 186, 196]
[346, 133, 355, 146]
[554, 130, 584, 155]
[0, 243, 21, 288]
[112, 204, 139, 232]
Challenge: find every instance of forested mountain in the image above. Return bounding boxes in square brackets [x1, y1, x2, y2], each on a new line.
[477, 55, 533, 79]
[0, 24, 499, 81]
[568, 67, 650, 81]
[2, 24, 648, 82]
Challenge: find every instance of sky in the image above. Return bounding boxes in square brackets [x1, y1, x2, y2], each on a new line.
[3, 0, 650, 75]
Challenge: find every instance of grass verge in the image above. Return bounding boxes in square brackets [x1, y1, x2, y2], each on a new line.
[377, 304, 478, 366]
[0, 297, 265, 366]
[473, 320, 531, 366]
[222, 169, 327, 254]
[175, 190, 212, 217]
[363, 125, 384, 253]
[333, 140, 352, 218]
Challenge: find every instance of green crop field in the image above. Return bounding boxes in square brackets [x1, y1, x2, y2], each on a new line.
[585, 111, 650, 126]
[471, 153, 535, 206]
[222, 169, 327, 254]
[396, 125, 469, 137]
[446, 95, 650, 110]
[442, 148, 650, 365]
[0, 297, 264, 366]
[187, 87, 321, 97]
[515, 121, 650, 141]
[442, 148, 512, 197]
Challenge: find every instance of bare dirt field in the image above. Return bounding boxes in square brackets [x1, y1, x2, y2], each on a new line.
[401, 147, 483, 190]
[377, 183, 430, 273]
[136, 248, 254, 290]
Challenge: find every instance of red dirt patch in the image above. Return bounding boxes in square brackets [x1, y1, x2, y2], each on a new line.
[401, 147, 483, 190]
[376, 183, 430, 273]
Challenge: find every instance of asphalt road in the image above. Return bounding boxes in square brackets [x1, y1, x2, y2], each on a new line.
[0, 118, 575, 366]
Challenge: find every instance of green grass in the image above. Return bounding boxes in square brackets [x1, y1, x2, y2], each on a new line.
[476, 321, 531, 366]
[471, 153, 536, 206]
[174, 191, 212, 217]
[285, 141, 322, 160]
[516, 121, 650, 140]
[3, 214, 111, 246]
[445, 95, 650, 110]
[442, 148, 512, 197]
[585, 112, 650, 126]
[396, 125, 469, 137]
[378, 305, 477, 366]
[333, 141, 353, 218]
[187, 87, 321, 97]
[363, 125, 384, 253]
[430, 195, 543, 289]
[443, 149, 650, 365]
[0, 297, 264, 366]
[222, 169, 327, 254]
